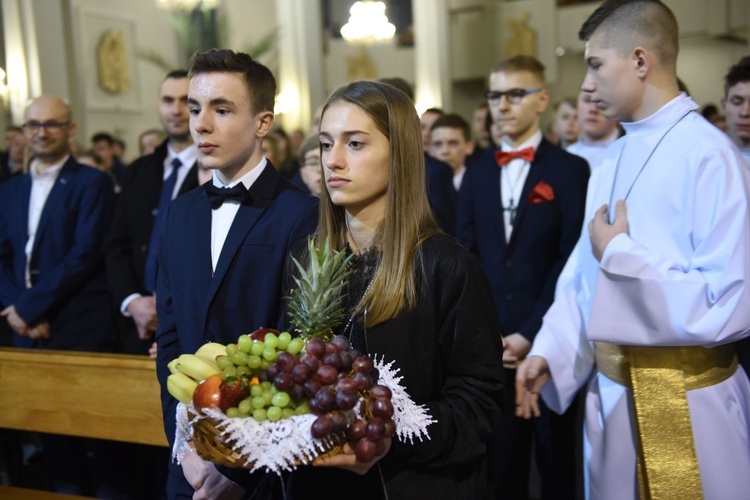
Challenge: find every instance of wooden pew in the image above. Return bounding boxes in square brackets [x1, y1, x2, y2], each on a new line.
[0, 347, 168, 498]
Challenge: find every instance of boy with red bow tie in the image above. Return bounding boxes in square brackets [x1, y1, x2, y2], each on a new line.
[457, 55, 589, 499]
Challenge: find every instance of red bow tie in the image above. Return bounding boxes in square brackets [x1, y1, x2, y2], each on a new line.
[495, 147, 535, 167]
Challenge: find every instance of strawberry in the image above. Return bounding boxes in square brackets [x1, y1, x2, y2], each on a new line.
[219, 377, 250, 412]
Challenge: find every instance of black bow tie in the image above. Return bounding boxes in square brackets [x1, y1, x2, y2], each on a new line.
[205, 183, 251, 209]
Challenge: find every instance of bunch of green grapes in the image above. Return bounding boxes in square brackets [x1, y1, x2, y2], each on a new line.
[213, 330, 307, 421]
[216, 331, 305, 379]
[226, 380, 310, 421]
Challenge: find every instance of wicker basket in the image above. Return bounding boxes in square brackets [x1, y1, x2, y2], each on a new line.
[192, 415, 345, 469]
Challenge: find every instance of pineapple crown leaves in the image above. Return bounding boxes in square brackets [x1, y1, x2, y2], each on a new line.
[287, 237, 355, 340]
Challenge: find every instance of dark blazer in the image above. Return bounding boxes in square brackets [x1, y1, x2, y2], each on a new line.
[457, 139, 589, 342]
[425, 153, 457, 236]
[105, 141, 200, 308]
[0, 157, 117, 351]
[155, 162, 318, 497]
[0, 152, 13, 184]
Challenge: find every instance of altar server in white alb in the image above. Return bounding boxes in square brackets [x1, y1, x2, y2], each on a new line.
[515, 1, 750, 499]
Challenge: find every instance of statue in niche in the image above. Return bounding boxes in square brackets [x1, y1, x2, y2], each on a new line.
[97, 29, 132, 95]
[347, 46, 376, 81]
[505, 12, 536, 58]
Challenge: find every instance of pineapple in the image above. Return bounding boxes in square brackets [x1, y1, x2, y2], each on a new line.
[287, 237, 354, 342]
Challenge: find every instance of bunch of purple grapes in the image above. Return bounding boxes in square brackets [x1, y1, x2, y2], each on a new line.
[264, 334, 396, 463]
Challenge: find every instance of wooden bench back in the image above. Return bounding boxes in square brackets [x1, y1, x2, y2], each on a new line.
[0, 347, 168, 447]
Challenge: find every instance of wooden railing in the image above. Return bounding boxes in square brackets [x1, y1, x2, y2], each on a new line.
[0, 347, 168, 499]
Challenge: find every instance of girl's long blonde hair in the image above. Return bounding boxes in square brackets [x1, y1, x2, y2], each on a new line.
[316, 80, 440, 326]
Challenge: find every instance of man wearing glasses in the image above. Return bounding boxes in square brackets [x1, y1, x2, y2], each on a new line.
[457, 56, 589, 499]
[0, 95, 116, 495]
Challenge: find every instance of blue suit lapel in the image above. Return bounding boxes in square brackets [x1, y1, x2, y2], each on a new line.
[507, 140, 550, 251]
[204, 164, 278, 308]
[17, 176, 31, 245]
[206, 203, 264, 307]
[33, 160, 77, 255]
[487, 159, 509, 248]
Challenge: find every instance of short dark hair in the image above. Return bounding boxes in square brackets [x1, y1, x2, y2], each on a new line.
[5, 126, 22, 134]
[91, 132, 114, 145]
[165, 69, 189, 80]
[379, 77, 414, 101]
[492, 55, 546, 85]
[430, 113, 472, 142]
[701, 104, 719, 119]
[579, 0, 678, 71]
[423, 107, 444, 117]
[188, 49, 276, 114]
[724, 56, 750, 96]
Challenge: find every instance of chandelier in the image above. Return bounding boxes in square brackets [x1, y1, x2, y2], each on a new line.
[340, 1, 396, 44]
[155, 0, 220, 11]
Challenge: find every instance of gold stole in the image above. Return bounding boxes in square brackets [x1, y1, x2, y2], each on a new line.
[594, 342, 737, 499]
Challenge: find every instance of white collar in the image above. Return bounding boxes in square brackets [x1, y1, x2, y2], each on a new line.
[212, 157, 268, 190]
[621, 93, 699, 138]
[30, 154, 68, 180]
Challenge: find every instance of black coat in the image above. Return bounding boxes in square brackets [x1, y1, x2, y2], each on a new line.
[287, 234, 505, 500]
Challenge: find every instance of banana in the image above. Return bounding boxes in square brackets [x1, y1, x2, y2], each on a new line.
[176, 353, 221, 381]
[194, 342, 227, 365]
[167, 358, 180, 375]
[167, 372, 198, 404]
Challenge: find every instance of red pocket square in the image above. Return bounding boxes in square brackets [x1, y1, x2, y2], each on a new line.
[528, 181, 555, 204]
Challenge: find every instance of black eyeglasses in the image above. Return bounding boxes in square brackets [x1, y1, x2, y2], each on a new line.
[22, 120, 71, 134]
[485, 88, 541, 105]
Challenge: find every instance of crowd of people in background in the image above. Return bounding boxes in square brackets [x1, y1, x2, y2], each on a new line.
[1, 0, 750, 498]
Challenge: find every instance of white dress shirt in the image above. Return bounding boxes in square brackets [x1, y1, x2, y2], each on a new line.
[500, 130, 542, 240]
[211, 158, 267, 272]
[164, 143, 199, 197]
[25, 155, 67, 287]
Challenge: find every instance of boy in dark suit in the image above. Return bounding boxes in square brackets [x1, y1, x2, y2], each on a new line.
[155, 49, 318, 499]
[457, 56, 589, 499]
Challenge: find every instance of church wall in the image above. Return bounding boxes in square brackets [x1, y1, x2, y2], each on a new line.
[68, 0, 180, 162]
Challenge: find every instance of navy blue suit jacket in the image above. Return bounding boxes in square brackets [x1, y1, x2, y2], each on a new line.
[0, 157, 117, 351]
[425, 153, 457, 236]
[457, 139, 589, 342]
[155, 162, 317, 493]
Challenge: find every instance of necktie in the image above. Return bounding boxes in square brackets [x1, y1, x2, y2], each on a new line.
[205, 182, 250, 209]
[495, 147, 535, 167]
[143, 158, 182, 292]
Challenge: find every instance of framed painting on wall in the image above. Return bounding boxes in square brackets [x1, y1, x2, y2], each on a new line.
[76, 8, 142, 113]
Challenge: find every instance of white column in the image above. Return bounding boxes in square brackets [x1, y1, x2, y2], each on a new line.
[2, 0, 38, 123]
[274, 0, 326, 133]
[412, 0, 451, 113]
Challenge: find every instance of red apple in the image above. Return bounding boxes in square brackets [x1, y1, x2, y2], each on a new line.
[193, 373, 222, 414]
[250, 327, 280, 342]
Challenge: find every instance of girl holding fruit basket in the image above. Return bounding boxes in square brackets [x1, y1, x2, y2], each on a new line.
[284, 80, 506, 499]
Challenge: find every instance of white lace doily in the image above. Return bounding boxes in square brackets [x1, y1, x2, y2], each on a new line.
[173, 357, 435, 474]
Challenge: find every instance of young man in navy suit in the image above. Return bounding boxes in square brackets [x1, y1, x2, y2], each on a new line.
[0, 95, 116, 495]
[457, 56, 589, 499]
[155, 49, 318, 499]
